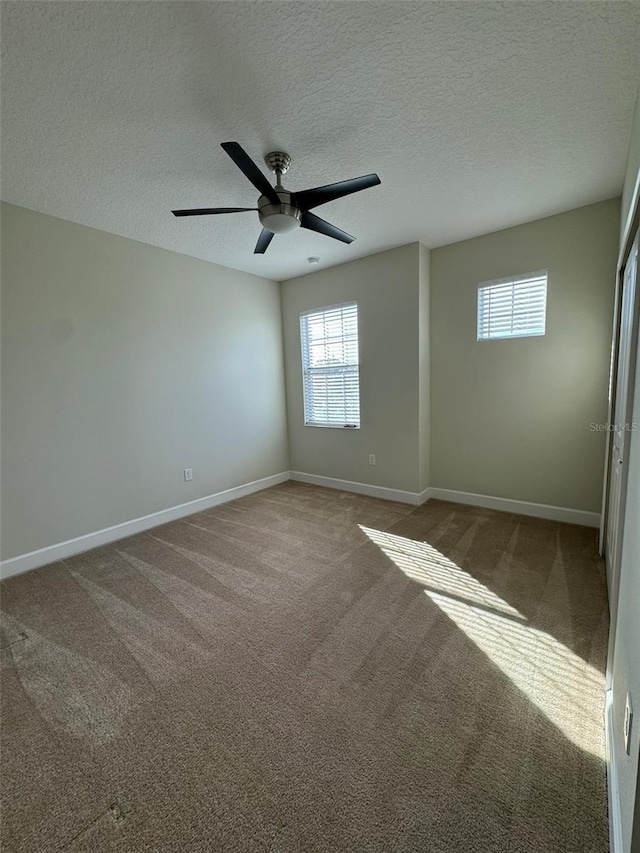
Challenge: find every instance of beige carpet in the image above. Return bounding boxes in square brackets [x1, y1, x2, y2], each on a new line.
[1, 482, 610, 852]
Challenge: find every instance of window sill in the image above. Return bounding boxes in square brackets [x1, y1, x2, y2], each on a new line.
[304, 423, 360, 430]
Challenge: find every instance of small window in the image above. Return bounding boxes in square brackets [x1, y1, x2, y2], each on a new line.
[477, 270, 547, 341]
[300, 302, 360, 428]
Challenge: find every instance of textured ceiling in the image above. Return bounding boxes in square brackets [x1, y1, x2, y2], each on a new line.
[2, 1, 640, 280]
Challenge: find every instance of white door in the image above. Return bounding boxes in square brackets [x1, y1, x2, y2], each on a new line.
[606, 230, 639, 608]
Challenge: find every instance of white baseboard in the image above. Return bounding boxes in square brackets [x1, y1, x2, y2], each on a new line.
[0, 471, 290, 580]
[427, 487, 601, 528]
[1, 474, 601, 580]
[288, 475, 598, 525]
[289, 471, 427, 506]
[606, 689, 623, 853]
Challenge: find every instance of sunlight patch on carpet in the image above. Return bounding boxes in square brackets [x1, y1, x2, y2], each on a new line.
[359, 525, 605, 760]
[360, 526, 523, 618]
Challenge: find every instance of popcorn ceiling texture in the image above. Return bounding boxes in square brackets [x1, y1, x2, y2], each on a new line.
[2, 1, 639, 280]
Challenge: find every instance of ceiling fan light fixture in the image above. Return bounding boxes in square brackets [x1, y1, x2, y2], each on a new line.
[260, 211, 301, 234]
[258, 194, 301, 234]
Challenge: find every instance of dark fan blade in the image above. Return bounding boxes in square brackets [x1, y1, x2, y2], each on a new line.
[221, 142, 280, 204]
[172, 207, 256, 217]
[254, 229, 275, 254]
[300, 211, 355, 244]
[294, 173, 381, 211]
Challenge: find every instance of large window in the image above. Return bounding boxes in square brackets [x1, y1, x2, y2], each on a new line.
[300, 302, 360, 428]
[477, 270, 547, 341]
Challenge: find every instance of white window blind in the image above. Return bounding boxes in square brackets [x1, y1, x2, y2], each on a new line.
[300, 302, 360, 428]
[477, 271, 547, 341]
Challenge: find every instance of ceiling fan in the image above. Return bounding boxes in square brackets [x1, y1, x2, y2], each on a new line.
[172, 142, 381, 254]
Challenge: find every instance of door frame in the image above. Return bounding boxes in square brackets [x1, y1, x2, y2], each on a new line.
[600, 170, 640, 563]
[600, 172, 640, 720]
[601, 170, 640, 853]
[606, 232, 639, 630]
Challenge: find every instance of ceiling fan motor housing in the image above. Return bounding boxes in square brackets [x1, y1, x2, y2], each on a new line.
[258, 190, 301, 233]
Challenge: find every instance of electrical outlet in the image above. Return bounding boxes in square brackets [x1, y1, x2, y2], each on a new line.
[184, 468, 193, 482]
[369, 454, 376, 466]
[624, 693, 633, 755]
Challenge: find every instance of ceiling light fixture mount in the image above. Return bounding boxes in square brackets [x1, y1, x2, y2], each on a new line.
[264, 151, 292, 177]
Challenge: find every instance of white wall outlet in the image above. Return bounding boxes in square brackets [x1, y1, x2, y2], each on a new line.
[624, 693, 633, 755]
[184, 468, 193, 482]
[369, 454, 376, 466]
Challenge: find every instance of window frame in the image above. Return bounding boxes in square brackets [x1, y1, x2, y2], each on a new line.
[476, 270, 548, 342]
[299, 301, 361, 430]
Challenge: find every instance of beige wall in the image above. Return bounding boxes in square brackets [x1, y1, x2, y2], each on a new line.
[622, 86, 640, 249]
[281, 243, 424, 495]
[418, 242, 430, 493]
[611, 86, 640, 853]
[0, 203, 288, 561]
[430, 198, 620, 512]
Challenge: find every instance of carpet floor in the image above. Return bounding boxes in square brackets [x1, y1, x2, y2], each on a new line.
[1, 482, 610, 852]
